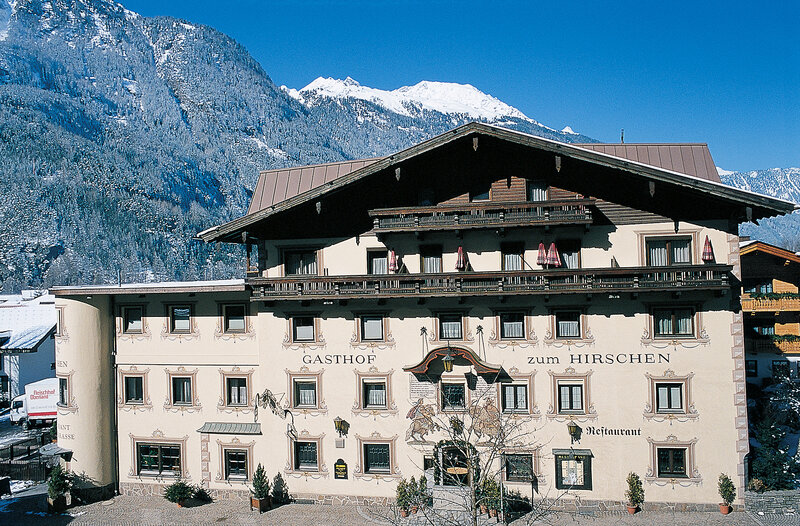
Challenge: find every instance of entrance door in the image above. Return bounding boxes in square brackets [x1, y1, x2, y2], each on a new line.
[442, 446, 469, 486]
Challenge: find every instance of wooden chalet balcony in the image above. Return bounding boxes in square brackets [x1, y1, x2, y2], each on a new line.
[248, 264, 731, 301]
[741, 294, 800, 313]
[747, 338, 800, 355]
[368, 199, 595, 234]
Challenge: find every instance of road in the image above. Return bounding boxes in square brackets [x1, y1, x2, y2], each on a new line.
[0, 414, 45, 448]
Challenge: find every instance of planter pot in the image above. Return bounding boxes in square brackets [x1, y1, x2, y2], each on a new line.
[488, 508, 497, 518]
[719, 504, 732, 515]
[479, 504, 488, 514]
[626, 505, 638, 515]
[177, 501, 185, 508]
[250, 496, 270, 513]
[410, 505, 419, 514]
[400, 509, 409, 518]
[47, 494, 67, 514]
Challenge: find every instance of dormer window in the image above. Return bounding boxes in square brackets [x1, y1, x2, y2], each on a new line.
[470, 185, 490, 202]
[527, 180, 548, 202]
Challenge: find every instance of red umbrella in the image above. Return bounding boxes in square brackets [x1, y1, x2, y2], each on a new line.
[537, 242, 547, 266]
[455, 246, 467, 271]
[702, 236, 714, 262]
[546, 242, 561, 267]
[388, 250, 398, 272]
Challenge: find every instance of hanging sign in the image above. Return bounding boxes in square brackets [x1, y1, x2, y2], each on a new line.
[334, 459, 348, 479]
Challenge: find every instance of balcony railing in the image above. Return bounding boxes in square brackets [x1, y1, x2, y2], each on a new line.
[248, 264, 731, 301]
[741, 294, 800, 312]
[368, 199, 595, 233]
[747, 338, 800, 355]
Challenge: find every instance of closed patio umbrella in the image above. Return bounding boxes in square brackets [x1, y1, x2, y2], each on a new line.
[388, 250, 398, 272]
[537, 242, 547, 266]
[546, 242, 561, 267]
[455, 246, 467, 271]
[702, 236, 714, 262]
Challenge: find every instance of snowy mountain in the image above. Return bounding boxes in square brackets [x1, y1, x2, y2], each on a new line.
[720, 168, 800, 249]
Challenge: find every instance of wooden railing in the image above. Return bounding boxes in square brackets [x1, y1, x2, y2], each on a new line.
[741, 294, 800, 312]
[368, 199, 595, 233]
[248, 264, 731, 301]
[747, 339, 800, 355]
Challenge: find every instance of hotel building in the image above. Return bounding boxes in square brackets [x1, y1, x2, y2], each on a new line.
[52, 123, 794, 508]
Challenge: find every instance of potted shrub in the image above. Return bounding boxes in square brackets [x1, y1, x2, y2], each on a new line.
[396, 478, 410, 517]
[476, 478, 488, 514]
[483, 478, 500, 518]
[272, 472, 290, 507]
[49, 420, 58, 443]
[47, 464, 73, 513]
[625, 472, 644, 514]
[419, 474, 432, 508]
[408, 476, 419, 513]
[164, 479, 194, 508]
[718, 473, 736, 515]
[250, 464, 271, 513]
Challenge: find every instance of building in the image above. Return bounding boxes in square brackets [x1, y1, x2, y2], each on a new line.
[0, 290, 58, 404]
[740, 240, 800, 384]
[52, 123, 794, 508]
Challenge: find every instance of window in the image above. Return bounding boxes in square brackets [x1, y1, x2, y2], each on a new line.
[555, 311, 581, 339]
[560, 242, 581, 270]
[421, 245, 442, 273]
[501, 384, 528, 413]
[441, 382, 466, 411]
[361, 315, 384, 341]
[557, 383, 583, 413]
[169, 305, 191, 333]
[171, 377, 192, 406]
[58, 377, 68, 407]
[745, 360, 758, 377]
[224, 449, 248, 480]
[55, 307, 64, 337]
[137, 443, 181, 476]
[362, 379, 387, 409]
[773, 360, 791, 378]
[223, 304, 246, 333]
[646, 237, 691, 266]
[752, 324, 775, 336]
[655, 383, 683, 413]
[439, 313, 463, 340]
[292, 316, 315, 342]
[364, 443, 391, 473]
[653, 308, 694, 338]
[124, 376, 144, 404]
[293, 380, 317, 408]
[555, 452, 592, 490]
[367, 251, 389, 275]
[226, 377, 248, 406]
[504, 454, 533, 482]
[418, 188, 435, 206]
[293, 441, 318, 471]
[745, 281, 773, 294]
[284, 250, 318, 275]
[122, 306, 143, 334]
[656, 448, 686, 478]
[527, 180, 548, 202]
[499, 312, 525, 339]
[501, 243, 524, 271]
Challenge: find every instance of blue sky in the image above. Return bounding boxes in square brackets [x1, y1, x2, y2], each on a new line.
[123, 0, 799, 172]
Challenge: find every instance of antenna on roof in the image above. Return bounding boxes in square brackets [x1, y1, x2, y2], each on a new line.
[620, 129, 624, 144]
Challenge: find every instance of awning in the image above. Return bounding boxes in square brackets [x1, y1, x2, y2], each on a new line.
[403, 346, 502, 376]
[39, 443, 73, 462]
[197, 422, 261, 435]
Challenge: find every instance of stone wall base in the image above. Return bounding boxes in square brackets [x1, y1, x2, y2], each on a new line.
[119, 482, 249, 502]
[744, 490, 800, 514]
[538, 498, 743, 513]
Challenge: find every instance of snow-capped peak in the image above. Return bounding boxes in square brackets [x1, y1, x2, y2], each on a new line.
[716, 166, 736, 176]
[286, 76, 533, 122]
[562, 126, 577, 135]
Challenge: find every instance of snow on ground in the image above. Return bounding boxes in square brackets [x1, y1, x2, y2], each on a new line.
[0, 0, 15, 42]
[287, 77, 533, 122]
[9, 480, 35, 494]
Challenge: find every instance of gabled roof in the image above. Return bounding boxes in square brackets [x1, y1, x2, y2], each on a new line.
[0, 292, 57, 353]
[573, 143, 720, 182]
[740, 240, 800, 265]
[199, 122, 795, 243]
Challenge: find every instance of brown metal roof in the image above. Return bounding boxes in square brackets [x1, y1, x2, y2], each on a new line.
[247, 158, 383, 215]
[573, 144, 720, 182]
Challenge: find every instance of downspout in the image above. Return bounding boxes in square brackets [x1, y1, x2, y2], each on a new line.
[110, 294, 120, 496]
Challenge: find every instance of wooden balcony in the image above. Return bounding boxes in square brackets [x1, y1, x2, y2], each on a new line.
[248, 264, 731, 301]
[747, 338, 800, 355]
[741, 294, 800, 313]
[368, 199, 595, 234]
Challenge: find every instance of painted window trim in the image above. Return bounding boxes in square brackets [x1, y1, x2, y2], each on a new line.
[117, 366, 152, 411]
[286, 367, 327, 415]
[643, 370, 698, 421]
[645, 435, 701, 485]
[354, 432, 401, 480]
[163, 367, 202, 412]
[546, 367, 596, 421]
[353, 367, 398, 415]
[216, 438, 255, 483]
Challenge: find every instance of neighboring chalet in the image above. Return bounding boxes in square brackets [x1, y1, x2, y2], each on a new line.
[52, 123, 795, 508]
[0, 291, 57, 404]
[740, 240, 800, 384]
